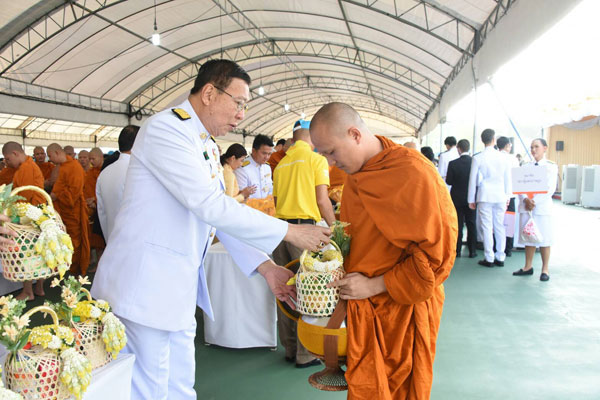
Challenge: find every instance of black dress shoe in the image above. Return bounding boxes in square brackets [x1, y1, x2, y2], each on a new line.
[494, 259, 504, 267]
[513, 268, 534, 276]
[505, 251, 512, 257]
[540, 273, 550, 282]
[468, 252, 477, 258]
[478, 259, 494, 267]
[285, 356, 295, 363]
[296, 359, 321, 369]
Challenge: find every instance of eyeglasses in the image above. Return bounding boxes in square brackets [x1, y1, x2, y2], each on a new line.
[214, 86, 249, 113]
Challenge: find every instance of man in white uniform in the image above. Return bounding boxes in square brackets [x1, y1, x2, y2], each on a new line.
[468, 129, 511, 267]
[234, 134, 273, 199]
[90, 60, 331, 400]
[497, 136, 519, 256]
[96, 125, 139, 241]
[437, 136, 459, 190]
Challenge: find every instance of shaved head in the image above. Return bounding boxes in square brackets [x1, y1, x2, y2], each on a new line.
[89, 147, 104, 168]
[283, 139, 293, 151]
[310, 102, 382, 174]
[64, 145, 76, 158]
[47, 143, 66, 165]
[403, 142, 418, 150]
[2, 142, 24, 155]
[2, 142, 26, 169]
[33, 146, 46, 163]
[78, 150, 90, 170]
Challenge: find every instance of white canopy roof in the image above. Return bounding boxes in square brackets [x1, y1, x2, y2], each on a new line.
[0, 0, 575, 145]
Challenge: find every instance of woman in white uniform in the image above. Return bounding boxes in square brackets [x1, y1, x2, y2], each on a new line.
[513, 138, 558, 281]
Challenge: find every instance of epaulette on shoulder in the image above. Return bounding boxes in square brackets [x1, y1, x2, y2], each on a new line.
[210, 135, 216, 143]
[242, 160, 251, 167]
[547, 160, 556, 164]
[171, 108, 191, 120]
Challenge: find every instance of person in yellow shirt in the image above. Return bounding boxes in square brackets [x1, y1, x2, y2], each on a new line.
[220, 143, 256, 202]
[272, 119, 335, 368]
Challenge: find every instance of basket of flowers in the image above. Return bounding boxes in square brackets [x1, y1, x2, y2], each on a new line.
[0, 184, 73, 282]
[0, 296, 92, 400]
[45, 276, 127, 371]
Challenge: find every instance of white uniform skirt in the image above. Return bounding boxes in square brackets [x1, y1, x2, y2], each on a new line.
[519, 213, 553, 247]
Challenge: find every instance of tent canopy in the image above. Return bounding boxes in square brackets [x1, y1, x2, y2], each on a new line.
[0, 0, 551, 145]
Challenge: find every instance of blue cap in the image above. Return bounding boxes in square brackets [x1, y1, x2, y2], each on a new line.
[293, 119, 310, 131]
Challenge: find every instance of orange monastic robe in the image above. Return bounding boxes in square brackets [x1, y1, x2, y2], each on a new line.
[83, 167, 105, 249]
[36, 161, 55, 180]
[340, 136, 457, 400]
[52, 156, 90, 276]
[267, 149, 286, 175]
[329, 165, 347, 188]
[0, 167, 16, 185]
[13, 157, 46, 205]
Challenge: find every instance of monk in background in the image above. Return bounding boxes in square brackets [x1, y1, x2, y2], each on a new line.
[47, 143, 90, 276]
[310, 103, 457, 400]
[78, 150, 90, 172]
[267, 138, 292, 175]
[64, 145, 76, 159]
[33, 146, 55, 181]
[84, 148, 105, 264]
[2, 142, 47, 300]
[0, 165, 16, 185]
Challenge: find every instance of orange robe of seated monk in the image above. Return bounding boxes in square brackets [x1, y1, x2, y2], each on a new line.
[83, 166, 105, 250]
[0, 167, 16, 185]
[340, 136, 457, 400]
[13, 157, 46, 205]
[52, 156, 90, 276]
[36, 161, 55, 180]
[267, 149, 286, 175]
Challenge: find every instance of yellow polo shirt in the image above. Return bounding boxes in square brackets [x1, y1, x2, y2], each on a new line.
[273, 140, 330, 221]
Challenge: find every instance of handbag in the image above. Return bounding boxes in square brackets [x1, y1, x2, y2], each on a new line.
[520, 211, 543, 244]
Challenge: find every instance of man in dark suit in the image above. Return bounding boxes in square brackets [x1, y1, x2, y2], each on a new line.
[446, 139, 477, 258]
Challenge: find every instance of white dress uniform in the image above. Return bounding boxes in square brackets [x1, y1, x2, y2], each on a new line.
[234, 155, 273, 199]
[96, 153, 131, 241]
[518, 158, 558, 247]
[468, 146, 512, 262]
[438, 146, 459, 190]
[90, 100, 288, 400]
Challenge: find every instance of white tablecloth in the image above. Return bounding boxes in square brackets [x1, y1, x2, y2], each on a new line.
[0, 346, 135, 400]
[202, 242, 277, 348]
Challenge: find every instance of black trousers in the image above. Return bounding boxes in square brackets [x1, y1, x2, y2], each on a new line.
[455, 204, 477, 255]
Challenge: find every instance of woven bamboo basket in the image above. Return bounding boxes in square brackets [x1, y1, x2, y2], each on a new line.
[296, 241, 345, 317]
[0, 186, 65, 282]
[3, 306, 70, 400]
[71, 289, 111, 370]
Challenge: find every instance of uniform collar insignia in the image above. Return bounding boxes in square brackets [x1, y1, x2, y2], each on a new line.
[172, 108, 191, 120]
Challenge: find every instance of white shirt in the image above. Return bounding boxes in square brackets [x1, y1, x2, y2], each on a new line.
[437, 146, 460, 180]
[468, 146, 512, 204]
[91, 100, 287, 331]
[501, 150, 520, 199]
[234, 155, 273, 199]
[517, 158, 558, 215]
[96, 153, 131, 241]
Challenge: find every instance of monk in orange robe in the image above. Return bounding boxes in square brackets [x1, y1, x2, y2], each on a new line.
[267, 139, 292, 174]
[33, 146, 55, 180]
[2, 142, 47, 300]
[328, 165, 347, 204]
[47, 143, 90, 276]
[0, 166, 16, 185]
[78, 150, 90, 173]
[310, 103, 457, 400]
[84, 148, 105, 258]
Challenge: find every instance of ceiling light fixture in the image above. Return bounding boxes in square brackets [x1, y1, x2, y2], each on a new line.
[258, 86, 265, 96]
[284, 103, 290, 112]
[151, 0, 160, 46]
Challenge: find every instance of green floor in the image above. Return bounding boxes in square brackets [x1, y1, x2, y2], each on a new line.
[16, 201, 600, 399]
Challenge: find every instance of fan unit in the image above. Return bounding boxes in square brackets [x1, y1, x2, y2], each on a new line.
[561, 164, 582, 204]
[580, 165, 600, 208]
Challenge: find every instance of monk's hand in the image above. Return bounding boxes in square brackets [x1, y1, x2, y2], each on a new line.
[0, 215, 18, 251]
[257, 260, 297, 309]
[327, 273, 387, 300]
[468, 202, 476, 210]
[284, 223, 331, 252]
